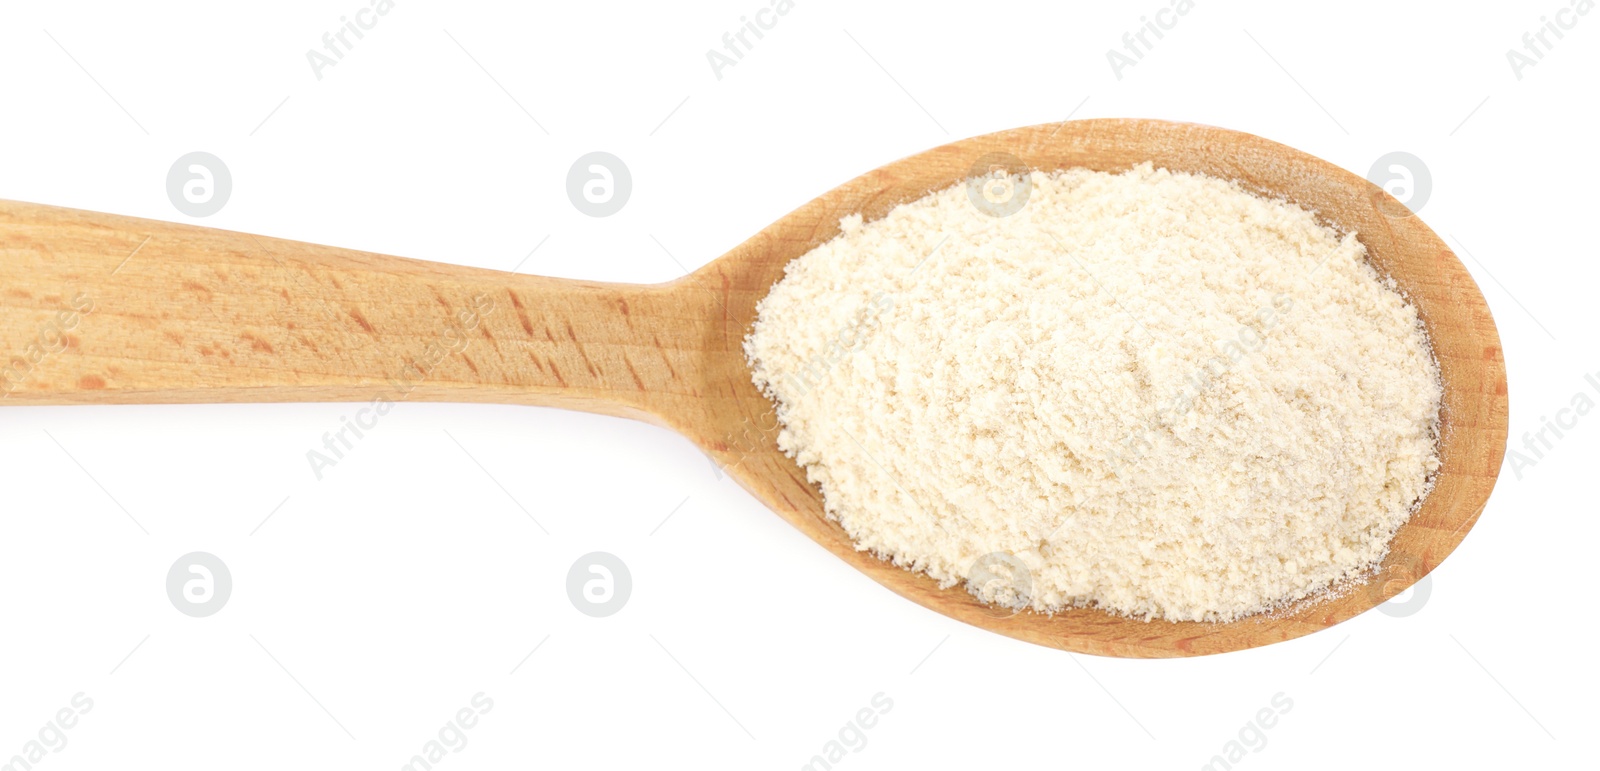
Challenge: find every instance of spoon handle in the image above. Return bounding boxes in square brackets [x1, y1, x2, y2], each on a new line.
[0, 200, 694, 422]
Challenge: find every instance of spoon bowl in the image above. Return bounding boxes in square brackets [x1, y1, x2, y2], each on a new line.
[0, 119, 1507, 656]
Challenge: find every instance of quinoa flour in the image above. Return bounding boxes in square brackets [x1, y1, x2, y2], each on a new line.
[744, 163, 1442, 623]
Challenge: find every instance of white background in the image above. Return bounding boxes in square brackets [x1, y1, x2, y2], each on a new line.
[0, 0, 1594, 768]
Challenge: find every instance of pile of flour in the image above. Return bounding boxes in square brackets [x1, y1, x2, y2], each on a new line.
[744, 163, 1442, 622]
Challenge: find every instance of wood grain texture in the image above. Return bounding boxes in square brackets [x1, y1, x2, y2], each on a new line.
[0, 119, 1507, 657]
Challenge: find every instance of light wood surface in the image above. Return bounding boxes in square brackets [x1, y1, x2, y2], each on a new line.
[0, 119, 1507, 657]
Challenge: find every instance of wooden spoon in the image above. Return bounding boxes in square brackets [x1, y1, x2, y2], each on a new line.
[0, 119, 1507, 657]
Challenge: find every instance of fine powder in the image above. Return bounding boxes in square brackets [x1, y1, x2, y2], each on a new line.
[744, 163, 1442, 622]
